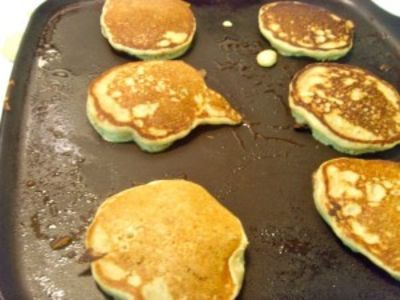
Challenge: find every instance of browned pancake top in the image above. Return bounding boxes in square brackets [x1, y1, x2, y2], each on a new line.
[320, 158, 400, 271]
[90, 61, 242, 140]
[260, 1, 354, 50]
[291, 63, 400, 143]
[86, 180, 244, 299]
[102, 0, 195, 50]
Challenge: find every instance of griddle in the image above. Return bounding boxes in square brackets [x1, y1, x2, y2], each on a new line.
[0, 0, 399, 299]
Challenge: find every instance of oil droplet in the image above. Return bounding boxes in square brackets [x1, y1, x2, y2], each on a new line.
[51, 69, 70, 78]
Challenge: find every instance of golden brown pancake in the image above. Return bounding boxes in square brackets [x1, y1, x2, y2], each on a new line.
[87, 60, 242, 152]
[289, 63, 400, 154]
[101, 0, 196, 59]
[85, 180, 248, 299]
[258, 1, 354, 60]
[314, 158, 400, 281]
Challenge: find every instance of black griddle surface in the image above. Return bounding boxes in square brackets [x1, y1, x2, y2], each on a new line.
[0, 0, 400, 299]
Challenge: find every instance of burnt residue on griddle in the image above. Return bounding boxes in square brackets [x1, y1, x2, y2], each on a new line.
[219, 35, 263, 54]
[77, 248, 107, 264]
[215, 58, 256, 78]
[216, 36, 267, 82]
[64, 250, 77, 259]
[38, 193, 60, 217]
[237, 62, 255, 79]
[30, 213, 49, 240]
[215, 58, 237, 71]
[78, 267, 92, 277]
[293, 123, 310, 132]
[18, 68, 98, 276]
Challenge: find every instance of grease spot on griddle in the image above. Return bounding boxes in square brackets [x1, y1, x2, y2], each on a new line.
[51, 68, 71, 78]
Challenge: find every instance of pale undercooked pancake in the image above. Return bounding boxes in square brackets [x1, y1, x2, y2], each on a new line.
[314, 158, 400, 281]
[101, 0, 196, 60]
[289, 63, 400, 155]
[258, 1, 354, 61]
[85, 180, 248, 300]
[87, 60, 242, 152]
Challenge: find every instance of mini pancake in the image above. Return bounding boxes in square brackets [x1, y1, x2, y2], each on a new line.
[258, 1, 354, 61]
[85, 180, 248, 300]
[289, 63, 400, 155]
[101, 0, 196, 60]
[314, 158, 400, 281]
[87, 60, 242, 152]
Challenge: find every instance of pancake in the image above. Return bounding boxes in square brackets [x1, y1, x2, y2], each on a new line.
[85, 180, 248, 299]
[314, 158, 400, 281]
[258, 1, 354, 61]
[101, 0, 196, 60]
[87, 60, 242, 152]
[289, 63, 400, 155]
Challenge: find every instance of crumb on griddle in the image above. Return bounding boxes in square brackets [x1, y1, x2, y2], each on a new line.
[379, 64, 391, 72]
[3, 80, 15, 112]
[25, 180, 36, 187]
[50, 235, 73, 250]
[198, 69, 207, 78]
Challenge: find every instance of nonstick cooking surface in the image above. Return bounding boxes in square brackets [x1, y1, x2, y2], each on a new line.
[0, 0, 400, 299]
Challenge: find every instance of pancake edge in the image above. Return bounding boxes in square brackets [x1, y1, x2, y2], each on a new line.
[288, 84, 400, 155]
[87, 180, 249, 299]
[258, 10, 353, 61]
[313, 160, 400, 281]
[100, 0, 196, 60]
[87, 93, 241, 153]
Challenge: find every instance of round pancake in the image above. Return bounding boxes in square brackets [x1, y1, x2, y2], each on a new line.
[258, 1, 354, 60]
[289, 63, 400, 154]
[87, 60, 242, 152]
[101, 0, 196, 60]
[85, 180, 248, 300]
[314, 158, 400, 281]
